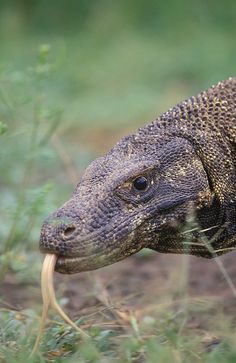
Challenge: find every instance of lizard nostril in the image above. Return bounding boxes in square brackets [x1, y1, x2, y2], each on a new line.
[63, 226, 76, 237]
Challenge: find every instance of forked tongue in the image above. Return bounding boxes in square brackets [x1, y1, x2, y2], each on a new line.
[31, 254, 88, 355]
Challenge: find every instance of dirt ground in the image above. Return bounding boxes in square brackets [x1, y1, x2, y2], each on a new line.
[1, 250, 236, 327]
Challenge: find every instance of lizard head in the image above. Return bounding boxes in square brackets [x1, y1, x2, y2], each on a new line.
[40, 132, 211, 274]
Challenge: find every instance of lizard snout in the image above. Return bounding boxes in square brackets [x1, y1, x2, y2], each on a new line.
[39, 215, 81, 256]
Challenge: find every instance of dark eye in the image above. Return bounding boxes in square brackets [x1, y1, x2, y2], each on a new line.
[133, 176, 148, 191]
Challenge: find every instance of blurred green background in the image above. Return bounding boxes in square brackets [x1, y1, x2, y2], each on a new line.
[0, 1, 236, 361]
[1, 0, 236, 131]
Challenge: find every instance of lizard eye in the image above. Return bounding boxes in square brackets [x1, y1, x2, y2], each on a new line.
[133, 176, 148, 191]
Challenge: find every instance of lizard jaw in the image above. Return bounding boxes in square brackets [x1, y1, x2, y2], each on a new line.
[55, 245, 141, 274]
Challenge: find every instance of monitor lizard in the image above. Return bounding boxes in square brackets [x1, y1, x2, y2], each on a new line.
[39, 77, 236, 274]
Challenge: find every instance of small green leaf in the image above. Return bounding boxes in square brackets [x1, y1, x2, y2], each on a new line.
[38, 44, 51, 64]
[0, 121, 7, 135]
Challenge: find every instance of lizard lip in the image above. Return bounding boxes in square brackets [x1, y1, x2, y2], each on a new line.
[54, 252, 104, 273]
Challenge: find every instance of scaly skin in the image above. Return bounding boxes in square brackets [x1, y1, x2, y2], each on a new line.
[40, 77, 236, 274]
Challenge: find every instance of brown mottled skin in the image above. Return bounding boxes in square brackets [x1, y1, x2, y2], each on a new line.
[40, 78, 236, 274]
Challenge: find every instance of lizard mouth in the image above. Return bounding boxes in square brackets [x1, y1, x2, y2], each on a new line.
[55, 239, 144, 274]
[41, 241, 124, 274]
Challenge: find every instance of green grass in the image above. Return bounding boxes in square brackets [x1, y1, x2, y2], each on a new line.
[0, 297, 236, 363]
[1, 2, 236, 361]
